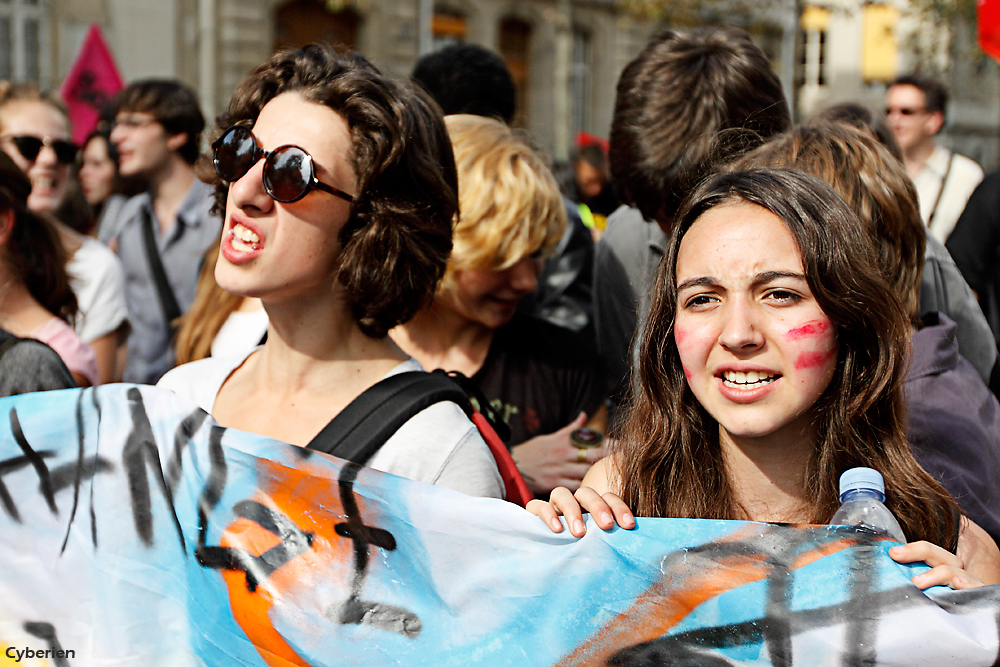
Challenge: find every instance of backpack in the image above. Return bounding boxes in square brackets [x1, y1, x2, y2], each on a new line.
[306, 369, 534, 506]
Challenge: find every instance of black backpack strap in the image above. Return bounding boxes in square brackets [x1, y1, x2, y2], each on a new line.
[140, 206, 182, 327]
[306, 370, 471, 464]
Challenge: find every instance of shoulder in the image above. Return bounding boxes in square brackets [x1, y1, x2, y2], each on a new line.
[0, 337, 76, 396]
[374, 400, 504, 498]
[67, 238, 127, 341]
[951, 151, 984, 178]
[116, 193, 151, 229]
[599, 206, 653, 253]
[68, 237, 126, 281]
[158, 350, 255, 413]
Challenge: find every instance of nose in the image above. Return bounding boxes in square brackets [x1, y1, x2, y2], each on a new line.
[35, 144, 59, 167]
[718, 298, 764, 352]
[508, 255, 540, 295]
[109, 124, 124, 146]
[226, 157, 273, 214]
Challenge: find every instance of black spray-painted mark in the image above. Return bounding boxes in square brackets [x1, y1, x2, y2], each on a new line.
[609, 528, 1000, 667]
[0, 450, 55, 522]
[197, 500, 315, 592]
[122, 387, 186, 553]
[23, 621, 69, 667]
[0, 403, 111, 533]
[332, 462, 421, 638]
[88, 389, 102, 547]
[166, 408, 210, 495]
[10, 408, 57, 514]
[196, 425, 228, 550]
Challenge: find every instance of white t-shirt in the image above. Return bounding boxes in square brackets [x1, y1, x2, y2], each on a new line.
[210, 307, 269, 360]
[158, 352, 504, 499]
[67, 237, 128, 344]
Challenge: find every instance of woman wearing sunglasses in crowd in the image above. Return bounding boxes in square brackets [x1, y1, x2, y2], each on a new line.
[528, 168, 1000, 589]
[0, 83, 127, 384]
[0, 150, 96, 387]
[157, 45, 503, 497]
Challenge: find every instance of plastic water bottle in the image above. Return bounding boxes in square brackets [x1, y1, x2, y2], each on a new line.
[829, 467, 906, 542]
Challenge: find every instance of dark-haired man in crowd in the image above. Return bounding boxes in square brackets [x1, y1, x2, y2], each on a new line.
[109, 79, 221, 384]
[595, 28, 791, 426]
[886, 74, 983, 244]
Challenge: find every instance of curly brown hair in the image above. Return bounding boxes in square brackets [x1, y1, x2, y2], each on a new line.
[210, 44, 458, 338]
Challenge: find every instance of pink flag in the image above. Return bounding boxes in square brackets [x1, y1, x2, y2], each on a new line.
[980, 0, 1000, 62]
[59, 23, 124, 145]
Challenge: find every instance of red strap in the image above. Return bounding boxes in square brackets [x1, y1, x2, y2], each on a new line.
[471, 412, 534, 507]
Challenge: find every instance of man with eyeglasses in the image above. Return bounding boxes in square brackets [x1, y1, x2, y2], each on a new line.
[886, 74, 983, 243]
[108, 79, 221, 384]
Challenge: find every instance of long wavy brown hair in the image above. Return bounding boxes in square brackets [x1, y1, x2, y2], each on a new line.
[615, 168, 959, 550]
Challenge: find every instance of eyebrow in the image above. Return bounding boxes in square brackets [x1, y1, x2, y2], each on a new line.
[676, 271, 807, 292]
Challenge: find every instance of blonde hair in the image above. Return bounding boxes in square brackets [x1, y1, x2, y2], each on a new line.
[0, 82, 69, 129]
[442, 115, 565, 291]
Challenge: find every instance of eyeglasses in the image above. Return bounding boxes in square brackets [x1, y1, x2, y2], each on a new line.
[885, 106, 926, 117]
[111, 115, 159, 132]
[1, 135, 78, 164]
[212, 125, 354, 204]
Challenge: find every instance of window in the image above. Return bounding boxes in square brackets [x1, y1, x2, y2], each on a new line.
[273, 0, 360, 53]
[499, 17, 531, 126]
[570, 27, 591, 138]
[0, 0, 47, 84]
[861, 3, 899, 83]
[797, 5, 829, 88]
[432, 8, 466, 50]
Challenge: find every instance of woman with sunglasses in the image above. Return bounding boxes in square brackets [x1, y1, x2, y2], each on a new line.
[158, 45, 503, 497]
[0, 150, 97, 387]
[0, 83, 128, 384]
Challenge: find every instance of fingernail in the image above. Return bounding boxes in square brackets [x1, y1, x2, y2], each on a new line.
[956, 577, 970, 585]
[550, 518, 562, 531]
[601, 512, 613, 525]
[624, 513, 635, 527]
[574, 519, 586, 534]
[889, 546, 902, 555]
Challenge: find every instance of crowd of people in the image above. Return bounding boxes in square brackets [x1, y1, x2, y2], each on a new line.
[2, 28, 1000, 591]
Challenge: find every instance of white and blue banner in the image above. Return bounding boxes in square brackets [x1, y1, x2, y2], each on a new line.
[0, 385, 998, 666]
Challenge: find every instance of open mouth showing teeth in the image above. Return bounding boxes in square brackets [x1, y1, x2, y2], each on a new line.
[721, 370, 779, 388]
[230, 222, 261, 252]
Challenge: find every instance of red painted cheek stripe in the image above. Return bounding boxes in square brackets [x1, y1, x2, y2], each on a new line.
[785, 320, 831, 341]
[794, 349, 836, 370]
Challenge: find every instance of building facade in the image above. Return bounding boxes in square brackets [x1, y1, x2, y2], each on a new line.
[8, 0, 998, 166]
[21, 0, 656, 159]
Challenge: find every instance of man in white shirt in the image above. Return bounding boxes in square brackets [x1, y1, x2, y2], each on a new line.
[886, 74, 983, 243]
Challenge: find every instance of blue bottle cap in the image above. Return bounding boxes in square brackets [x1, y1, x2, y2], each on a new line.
[839, 467, 885, 498]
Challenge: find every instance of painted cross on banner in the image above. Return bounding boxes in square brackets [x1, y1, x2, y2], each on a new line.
[58, 24, 124, 145]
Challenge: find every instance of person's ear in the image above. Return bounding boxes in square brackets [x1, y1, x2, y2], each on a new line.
[0, 209, 16, 247]
[165, 131, 189, 153]
[926, 110, 944, 136]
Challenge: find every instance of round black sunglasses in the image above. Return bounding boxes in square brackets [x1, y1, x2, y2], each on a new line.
[1, 135, 78, 164]
[212, 125, 354, 204]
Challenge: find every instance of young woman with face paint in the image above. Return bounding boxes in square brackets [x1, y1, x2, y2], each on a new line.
[528, 168, 1000, 589]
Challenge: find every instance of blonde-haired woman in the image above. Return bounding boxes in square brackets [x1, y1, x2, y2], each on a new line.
[391, 115, 607, 496]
